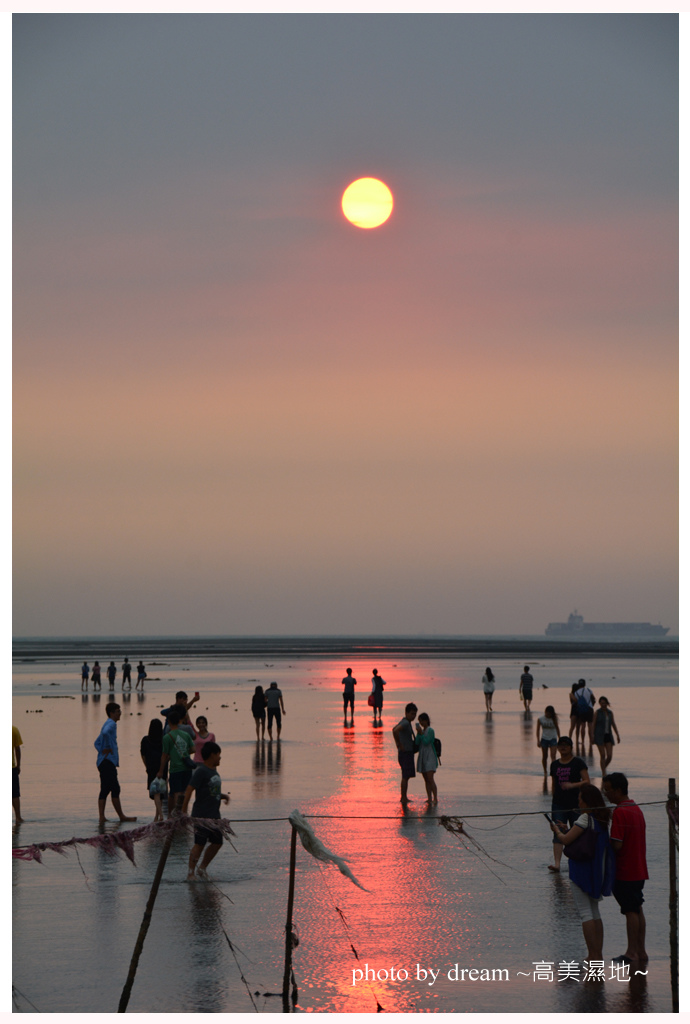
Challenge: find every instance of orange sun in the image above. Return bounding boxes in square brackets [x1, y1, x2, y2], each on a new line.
[341, 177, 394, 229]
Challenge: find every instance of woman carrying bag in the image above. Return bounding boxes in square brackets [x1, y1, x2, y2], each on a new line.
[550, 783, 615, 962]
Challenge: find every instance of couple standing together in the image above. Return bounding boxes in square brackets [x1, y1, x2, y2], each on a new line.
[392, 703, 439, 805]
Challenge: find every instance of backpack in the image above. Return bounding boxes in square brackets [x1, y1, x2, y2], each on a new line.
[434, 737, 442, 763]
[575, 688, 592, 714]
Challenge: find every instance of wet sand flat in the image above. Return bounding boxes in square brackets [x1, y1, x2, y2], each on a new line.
[12, 653, 678, 1013]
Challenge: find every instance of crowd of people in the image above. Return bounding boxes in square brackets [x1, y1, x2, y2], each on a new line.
[476, 665, 645, 971]
[12, 659, 652, 970]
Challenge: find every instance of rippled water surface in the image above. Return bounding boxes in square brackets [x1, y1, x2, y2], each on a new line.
[12, 652, 677, 1012]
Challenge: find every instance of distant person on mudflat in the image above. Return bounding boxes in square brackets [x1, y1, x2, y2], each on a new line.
[251, 685, 267, 740]
[603, 772, 649, 965]
[107, 661, 117, 690]
[122, 658, 132, 689]
[548, 736, 589, 872]
[181, 741, 230, 882]
[536, 705, 560, 775]
[482, 667, 495, 712]
[136, 661, 147, 690]
[593, 696, 620, 776]
[519, 666, 533, 711]
[266, 682, 285, 740]
[191, 716, 216, 764]
[415, 712, 439, 805]
[371, 669, 385, 723]
[91, 661, 102, 690]
[12, 725, 24, 825]
[157, 710, 195, 816]
[81, 662, 90, 691]
[574, 679, 596, 751]
[392, 703, 418, 805]
[141, 718, 167, 822]
[94, 703, 137, 825]
[342, 668, 357, 718]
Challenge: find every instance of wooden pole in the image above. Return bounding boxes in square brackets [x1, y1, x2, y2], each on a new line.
[118, 828, 175, 1012]
[668, 778, 678, 1013]
[282, 824, 298, 1013]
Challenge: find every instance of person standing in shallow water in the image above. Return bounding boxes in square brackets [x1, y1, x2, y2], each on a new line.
[251, 686, 267, 740]
[392, 703, 418, 805]
[519, 665, 533, 711]
[548, 736, 589, 872]
[122, 658, 132, 690]
[536, 705, 560, 775]
[482, 667, 495, 712]
[415, 712, 439, 804]
[371, 669, 385, 723]
[136, 661, 147, 691]
[550, 784, 614, 963]
[91, 661, 101, 690]
[265, 682, 286, 740]
[107, 661, 117, 690]
[182, 741, 230, 881]
[81, 662, 89, 691]
[342, 668, 357, 720]
[592, 696, 620, 776]
[94, 703, 137, 825]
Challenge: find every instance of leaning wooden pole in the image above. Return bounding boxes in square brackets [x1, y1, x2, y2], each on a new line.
[282, 824, 298, 1013]
[668, 778, 678, 1013]
[118, 828, 175, 1012]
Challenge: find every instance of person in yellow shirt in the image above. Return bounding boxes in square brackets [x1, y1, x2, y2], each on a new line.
[12, 726, 23, 825]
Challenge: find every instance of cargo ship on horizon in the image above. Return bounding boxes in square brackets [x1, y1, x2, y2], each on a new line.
[545, 611, 669, 639]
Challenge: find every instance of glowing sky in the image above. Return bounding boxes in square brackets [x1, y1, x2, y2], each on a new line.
[13, 14, 678, 636]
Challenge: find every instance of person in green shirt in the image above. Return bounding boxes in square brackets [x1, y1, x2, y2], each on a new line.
[157, 711, 195, 817]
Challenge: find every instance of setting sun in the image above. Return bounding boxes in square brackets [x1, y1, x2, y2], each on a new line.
[341, 177, 394, 229]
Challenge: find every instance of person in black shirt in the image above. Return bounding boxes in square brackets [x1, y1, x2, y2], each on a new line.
[548, 736, 590, 872]
[181, 741, 230, 881]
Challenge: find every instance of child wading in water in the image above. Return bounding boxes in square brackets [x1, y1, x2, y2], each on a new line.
[181, 741, 230, 881]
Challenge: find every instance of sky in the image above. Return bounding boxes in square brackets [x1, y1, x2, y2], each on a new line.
[12, 14, 678, 637]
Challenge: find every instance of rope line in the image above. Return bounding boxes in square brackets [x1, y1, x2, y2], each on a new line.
[11, 801, 670, 861]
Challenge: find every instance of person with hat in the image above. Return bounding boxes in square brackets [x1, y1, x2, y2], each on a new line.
[548, 735, 590, 872]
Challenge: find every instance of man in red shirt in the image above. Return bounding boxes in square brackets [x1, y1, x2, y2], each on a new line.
[603, 772, 648, 964]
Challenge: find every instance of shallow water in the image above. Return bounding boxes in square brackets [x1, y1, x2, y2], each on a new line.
[12, 653, 678, 1013]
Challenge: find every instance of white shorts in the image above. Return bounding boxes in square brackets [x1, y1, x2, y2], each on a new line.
[569, 880, 602, 923]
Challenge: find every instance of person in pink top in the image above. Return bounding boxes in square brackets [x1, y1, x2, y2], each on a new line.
[191, 716, 216, 764]
[603, 772, 649, 965]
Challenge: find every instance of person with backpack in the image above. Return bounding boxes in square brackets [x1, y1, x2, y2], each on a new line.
[550, 783, 615, 962]
[415, 712, 439, 805]
[157, 710, 195, 816]
[574, 679, 596, 752]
